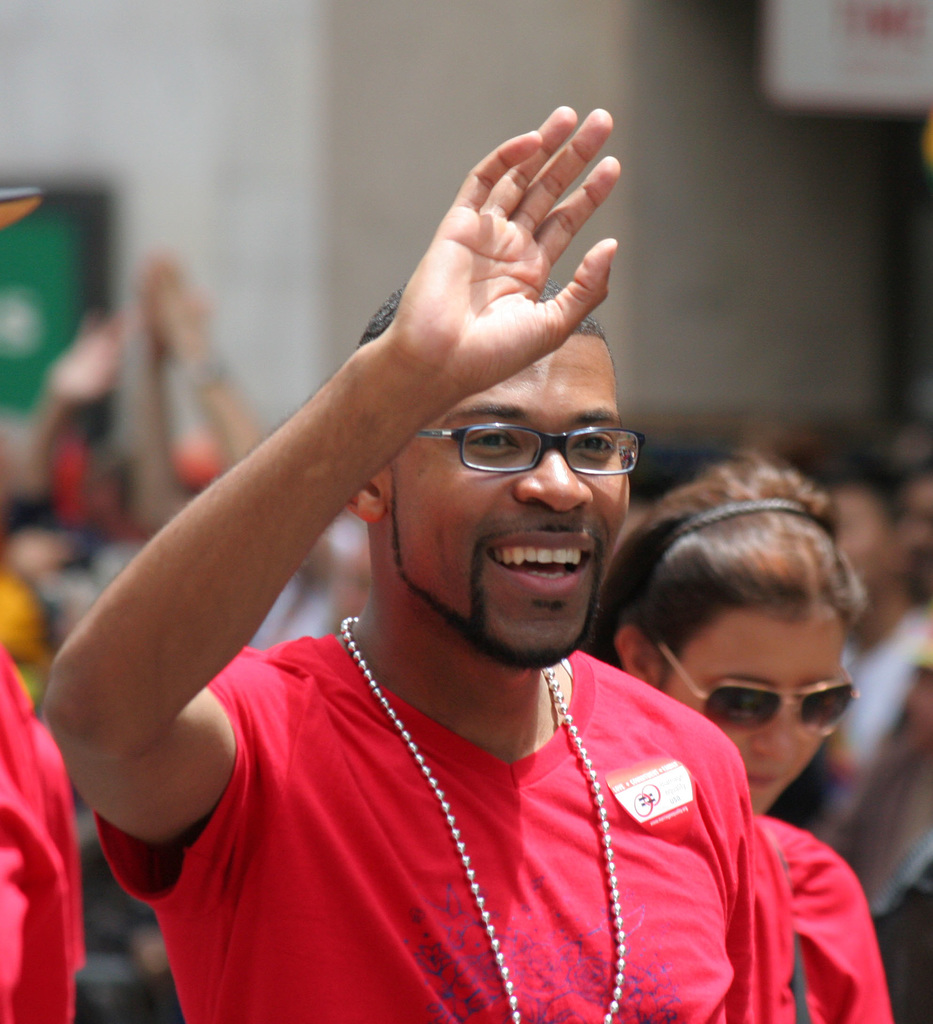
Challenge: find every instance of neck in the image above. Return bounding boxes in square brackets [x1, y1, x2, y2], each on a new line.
[347, 608, 571, 763]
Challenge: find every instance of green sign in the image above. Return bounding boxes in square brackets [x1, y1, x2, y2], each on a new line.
[0, 210, 82, 415]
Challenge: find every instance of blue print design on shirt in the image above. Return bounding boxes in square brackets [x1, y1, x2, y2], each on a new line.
[408, 884, 683, 1023]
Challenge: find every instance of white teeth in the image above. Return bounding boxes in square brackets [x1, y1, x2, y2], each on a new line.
[494, 546, 582, 566]
[553, 549, 581, 565]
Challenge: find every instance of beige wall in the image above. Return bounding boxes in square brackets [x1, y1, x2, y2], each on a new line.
[624, 0, 886, 424]
[324, 0, 889, 429]
[323, 0, 633, 380]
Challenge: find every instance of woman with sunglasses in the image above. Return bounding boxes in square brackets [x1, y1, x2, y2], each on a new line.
[589, 455, 893, 1024]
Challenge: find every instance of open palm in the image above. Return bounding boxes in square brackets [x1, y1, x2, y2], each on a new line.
[386, 108, 621, 400]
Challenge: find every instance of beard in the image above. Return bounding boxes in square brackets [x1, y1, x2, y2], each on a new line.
[390, 503, 604, 669]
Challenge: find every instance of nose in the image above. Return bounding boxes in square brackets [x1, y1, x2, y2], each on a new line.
[510, 449, 594, 512]
[747, 704, 801, 761]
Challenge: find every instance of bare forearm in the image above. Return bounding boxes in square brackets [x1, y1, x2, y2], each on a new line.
[15, 394, 72, 499]
[130, 353, 188, 533]
[193, 378, 265, 466]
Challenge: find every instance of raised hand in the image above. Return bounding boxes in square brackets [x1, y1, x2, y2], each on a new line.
[48, 311, 127, 406]
[386, 107, 620, 400]
[138, 252, 213, 369]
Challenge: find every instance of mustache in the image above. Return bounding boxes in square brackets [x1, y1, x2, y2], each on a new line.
[478, 520, 599, 542]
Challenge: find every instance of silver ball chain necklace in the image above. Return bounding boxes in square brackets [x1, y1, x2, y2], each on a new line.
[340, 617, 626, 1023]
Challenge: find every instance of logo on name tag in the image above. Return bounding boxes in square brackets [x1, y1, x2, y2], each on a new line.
[607, 758, 695, 841]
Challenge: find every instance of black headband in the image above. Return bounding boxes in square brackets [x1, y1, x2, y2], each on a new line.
[659, 498, 819, 556]
[617, 498, 827, 610]
[590, 495, 835, 665]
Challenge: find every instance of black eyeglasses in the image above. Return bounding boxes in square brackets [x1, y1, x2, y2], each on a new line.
[657, 642, 857, 735]
[415, 423, 644, 475]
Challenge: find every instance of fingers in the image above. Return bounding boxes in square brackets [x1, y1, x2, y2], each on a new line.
[49, 311, 126, 401]
[509, 109, 614, 234]
[452, 130, 544, 215]
[453, 108, 614, 230]
[479, 107, 578, 219]
[138, 253, 211, 362]
[533, 154, 621, 270]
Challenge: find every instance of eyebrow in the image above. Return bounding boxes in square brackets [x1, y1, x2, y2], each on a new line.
[445, 403, 622, 427]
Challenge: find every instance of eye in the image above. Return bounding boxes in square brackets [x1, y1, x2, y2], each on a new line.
[569, 430, 618, 464]
[465, 427, 521, 451]
[802, 685, 854, 729]
[461, 427, 535, 467]
[707, 685, 779, 726]
[580, 432, 614, 451]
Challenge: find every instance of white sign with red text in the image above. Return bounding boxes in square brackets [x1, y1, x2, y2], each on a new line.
[763, 0, 933, 114]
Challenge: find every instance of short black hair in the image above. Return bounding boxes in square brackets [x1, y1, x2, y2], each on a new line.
[358, 279, 607, 347]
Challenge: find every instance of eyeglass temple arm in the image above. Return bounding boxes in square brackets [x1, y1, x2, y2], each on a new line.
[656, 642, 710, 701]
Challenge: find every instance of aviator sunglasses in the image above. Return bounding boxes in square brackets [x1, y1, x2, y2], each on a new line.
[656, 641, 857, 735]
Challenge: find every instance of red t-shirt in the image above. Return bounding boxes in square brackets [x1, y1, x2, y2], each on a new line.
[0, 645, 83, 1023]
[754, 816, 893, 1024]
[99, 639, 754, 1023]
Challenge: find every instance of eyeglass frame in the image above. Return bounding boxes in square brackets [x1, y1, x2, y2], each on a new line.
[415, 423, 645, 476]
[656, 640, 857, 736]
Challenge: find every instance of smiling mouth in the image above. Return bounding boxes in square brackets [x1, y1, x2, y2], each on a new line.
[491, 546, 585, 575]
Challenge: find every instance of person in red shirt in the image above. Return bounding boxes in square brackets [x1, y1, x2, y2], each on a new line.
[590, 454, 894, 1024]
[46, 109, 756, 1022]
[0, 641, 83, 1021]
[0, 188, 84, 1023]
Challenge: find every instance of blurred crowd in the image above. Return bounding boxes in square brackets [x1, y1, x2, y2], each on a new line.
[0, 253, 371, 1023]
[6, 248, 933, 1021]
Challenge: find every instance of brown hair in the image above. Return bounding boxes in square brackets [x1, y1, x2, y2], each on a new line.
[588, 454, 865, 666]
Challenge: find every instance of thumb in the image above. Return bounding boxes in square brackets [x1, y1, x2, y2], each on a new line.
[543, 239, 618, 344]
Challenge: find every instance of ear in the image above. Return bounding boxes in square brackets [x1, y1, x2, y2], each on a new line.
[613, 623, 668, 689]
[346, 468, 392, 524]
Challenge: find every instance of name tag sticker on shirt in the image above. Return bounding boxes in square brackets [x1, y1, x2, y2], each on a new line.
[606, 758, 695, 842]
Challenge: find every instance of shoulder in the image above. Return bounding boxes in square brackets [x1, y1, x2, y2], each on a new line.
[0, 642, 32, 723]
[758, 816, 868, 913]
[761, 815, 847, 866]
[210, 634, 349, 708]
[578, 650, 697, 719]
[573, 652, 751, 822]
[758, 819, 894, 1021]
[206, 634, 356, 757]
[0, 645, 57, 813]
[576, 651, 747, 769]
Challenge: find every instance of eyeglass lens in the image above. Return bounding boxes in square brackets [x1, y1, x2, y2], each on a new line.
[704, 683, 854, 732]
[461, 426, 637, 473]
